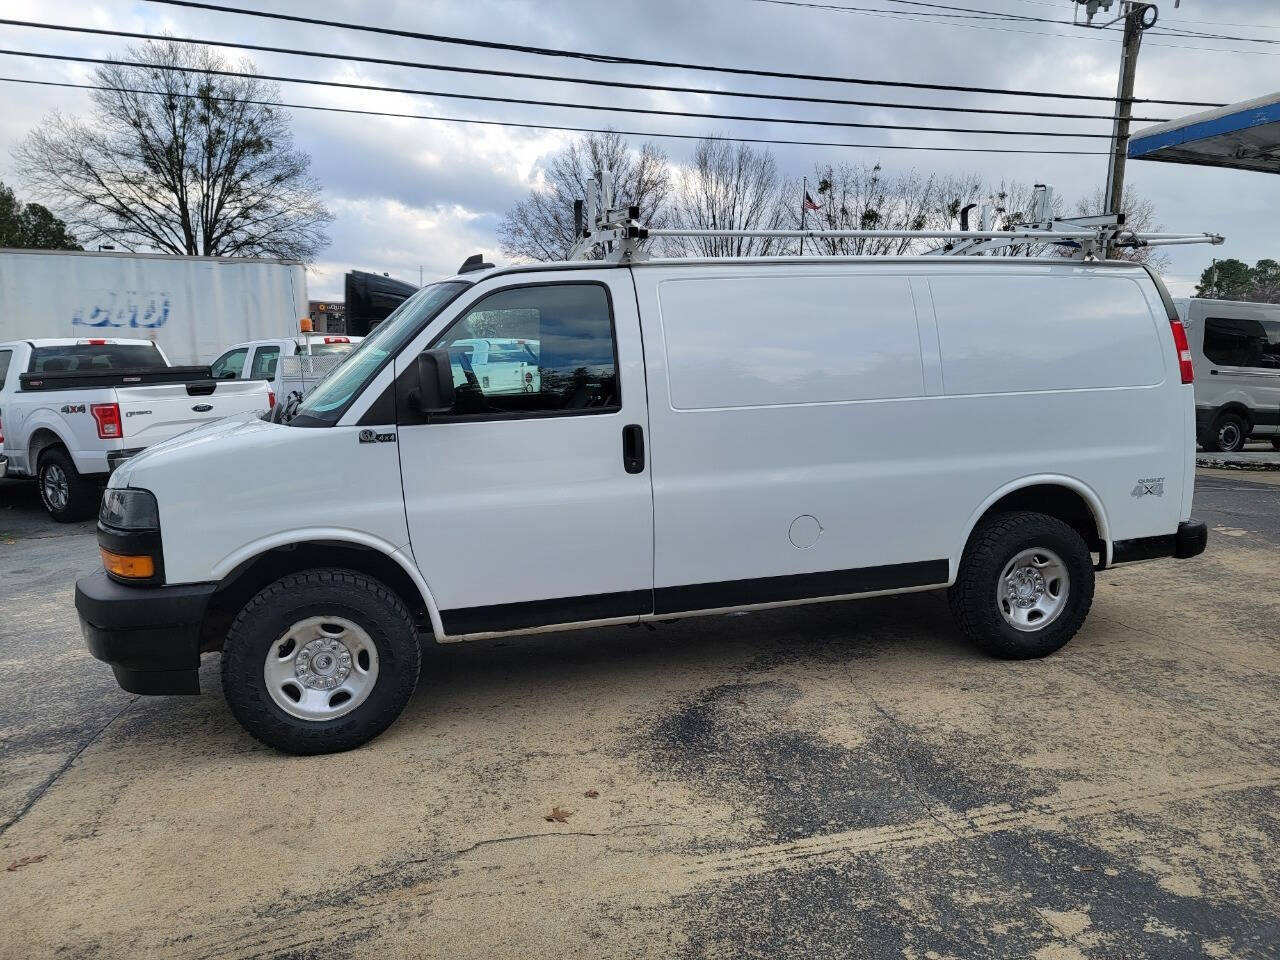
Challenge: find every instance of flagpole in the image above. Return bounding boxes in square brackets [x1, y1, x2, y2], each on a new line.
[800, 176, 807, 256]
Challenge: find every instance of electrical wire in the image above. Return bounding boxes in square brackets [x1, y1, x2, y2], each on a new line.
[2, 18, 1172, 120]
[0, 48, 1120, 139]
[130, 0, 1218, 106]
[0, 75, 1111, 155]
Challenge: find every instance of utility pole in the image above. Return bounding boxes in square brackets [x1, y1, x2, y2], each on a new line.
[1076, 1, 1157, 256]
[1104, 4, 1145, 231]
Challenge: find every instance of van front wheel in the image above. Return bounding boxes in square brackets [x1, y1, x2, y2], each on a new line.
[948, 512, 1095, 660]
[221, 569, 421, 754]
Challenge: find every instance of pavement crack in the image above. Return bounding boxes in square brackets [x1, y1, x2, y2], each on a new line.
[865, 695, 965, 843]
[0, 695, 138, 839]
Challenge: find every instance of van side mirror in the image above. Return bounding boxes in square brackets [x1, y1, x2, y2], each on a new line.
[413, 348, 456, 415]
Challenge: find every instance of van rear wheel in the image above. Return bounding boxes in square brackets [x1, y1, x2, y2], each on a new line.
[220, 569, 421, 754]
[948, 511, 1095, 660]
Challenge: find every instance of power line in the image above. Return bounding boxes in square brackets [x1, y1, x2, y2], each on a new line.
[0, 20, 1195, 119]
[131, 0, 1218, 106]
[0, 75, 1111, 156]
[0, 48, 1120, 139]
[0, 19, 1176, 121]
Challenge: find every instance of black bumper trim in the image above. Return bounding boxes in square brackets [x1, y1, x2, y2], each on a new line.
[106, 448, 146, 472]
[1112, 520, 1208, 565]
[76, 569, 216, 695]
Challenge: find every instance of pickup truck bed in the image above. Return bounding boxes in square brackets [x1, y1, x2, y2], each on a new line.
[0, 338, 271, 520]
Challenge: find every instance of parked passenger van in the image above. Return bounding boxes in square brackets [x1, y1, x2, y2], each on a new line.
[1174, 298, 1280, 452]
[76, 256, 1207, 753]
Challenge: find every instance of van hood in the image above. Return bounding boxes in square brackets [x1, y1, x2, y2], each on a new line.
[109, 411, 267, 489]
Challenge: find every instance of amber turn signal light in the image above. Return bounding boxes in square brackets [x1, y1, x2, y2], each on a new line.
[100, 548, 155, 580]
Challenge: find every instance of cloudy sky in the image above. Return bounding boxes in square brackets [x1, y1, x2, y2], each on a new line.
[0, 0, 1276, 298]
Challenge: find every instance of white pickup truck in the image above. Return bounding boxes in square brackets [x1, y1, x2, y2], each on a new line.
[0, 338, 271, 521]
[211, 335, 363, 411]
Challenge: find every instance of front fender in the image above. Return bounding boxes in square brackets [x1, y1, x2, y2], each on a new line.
[211, 528, 446, 640]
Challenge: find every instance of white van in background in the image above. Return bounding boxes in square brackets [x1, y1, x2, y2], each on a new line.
[1174, 298, 1280, 452]
[76, 256, 1206, 754]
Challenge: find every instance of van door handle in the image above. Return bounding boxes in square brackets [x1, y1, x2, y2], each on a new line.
[622, 424, 645, 474]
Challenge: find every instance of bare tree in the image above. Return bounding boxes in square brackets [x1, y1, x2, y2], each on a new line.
[798, 163, 978, 256]
[16, 40, 332, 261]
[1075, 185, 1170, 270]
[499, 131, 670, 262]
[667, 139, 791, 257]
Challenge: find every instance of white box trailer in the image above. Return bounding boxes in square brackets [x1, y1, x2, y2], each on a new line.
[0, 248, 307, 366]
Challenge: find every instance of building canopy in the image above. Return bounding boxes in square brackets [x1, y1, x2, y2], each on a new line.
[1129, 92, 1280, 174]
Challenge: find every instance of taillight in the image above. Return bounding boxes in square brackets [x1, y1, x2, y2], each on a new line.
[268, 390, 276, 409]
[323, 336, 349, 344]
[90, 402, 122, 439]
[1169, 319, 1194, 384]
[0, 414, 4, 445]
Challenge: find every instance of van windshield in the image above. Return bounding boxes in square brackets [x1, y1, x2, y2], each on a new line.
[289, 281, 468, 427]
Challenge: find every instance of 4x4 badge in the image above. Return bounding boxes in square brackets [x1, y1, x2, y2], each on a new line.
[1131, 477, 1165, 498]
[359, 429, 396, 444]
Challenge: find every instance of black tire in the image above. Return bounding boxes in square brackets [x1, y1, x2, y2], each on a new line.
[37, 447, 99, 522]
[948, 511, 1095, 660]
[1203, 411, 1249, 453]
[221, 568, 421, 754]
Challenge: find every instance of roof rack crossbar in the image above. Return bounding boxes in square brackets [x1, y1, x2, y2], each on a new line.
[566, 172, 1223, 263]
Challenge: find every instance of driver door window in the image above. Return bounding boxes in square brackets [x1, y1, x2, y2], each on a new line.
[433, 284, 618, 417]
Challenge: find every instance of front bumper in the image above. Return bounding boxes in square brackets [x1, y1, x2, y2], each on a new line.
[75, 569, 216, 694]
[1111, 519, 1208, 565]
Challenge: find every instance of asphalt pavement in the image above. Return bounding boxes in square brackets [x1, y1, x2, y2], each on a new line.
[1, 473, 1277, 959]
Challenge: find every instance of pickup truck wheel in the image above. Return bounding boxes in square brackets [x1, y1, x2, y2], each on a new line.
[37, 448, 99, 522]
[221, 569, 421, 754]
[948, 511, 1095, 660]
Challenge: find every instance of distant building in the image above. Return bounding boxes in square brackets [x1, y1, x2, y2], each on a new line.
[308, 300, 346, 334]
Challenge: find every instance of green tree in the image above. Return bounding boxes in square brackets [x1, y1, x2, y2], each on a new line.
[1195, 258, 1280, 303]
[0, 180, 81, 250]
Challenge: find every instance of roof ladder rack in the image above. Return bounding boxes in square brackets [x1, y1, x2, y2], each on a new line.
[567, 174, 1224, 263]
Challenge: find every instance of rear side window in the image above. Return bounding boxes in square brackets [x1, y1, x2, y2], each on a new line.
[1203, 316, 1280, 369]
[28, 343, 166, 373]
[250, 346, 281, 379]
[211, 348, 248, 379]
[0, 349, 11, 389]
[433, 284, 618, 416]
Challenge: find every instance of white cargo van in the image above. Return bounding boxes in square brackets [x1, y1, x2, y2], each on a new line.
[1173, 298, 1280, 452]
[75, 255, 1207, 753]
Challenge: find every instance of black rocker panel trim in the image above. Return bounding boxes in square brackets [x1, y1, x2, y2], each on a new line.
[653, 559, 948, 615]
[441, 589, 651, 635]
[438, 559, 949, 635]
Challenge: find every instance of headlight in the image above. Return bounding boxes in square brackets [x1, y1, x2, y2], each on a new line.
[98, 489, 162, 583]
[99, 488, 160, 531]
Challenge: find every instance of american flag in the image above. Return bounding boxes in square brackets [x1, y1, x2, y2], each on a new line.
[802, 191, 823, 212]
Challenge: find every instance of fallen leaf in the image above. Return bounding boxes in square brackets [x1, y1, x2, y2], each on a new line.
[7, 855, 47, 871]
[544, 806, 572, 823]
[583, 790, 599, 799]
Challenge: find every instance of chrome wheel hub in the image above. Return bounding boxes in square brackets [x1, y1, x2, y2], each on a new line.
[997, 548, 1070, 633]
[264, 616, 379, 721]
